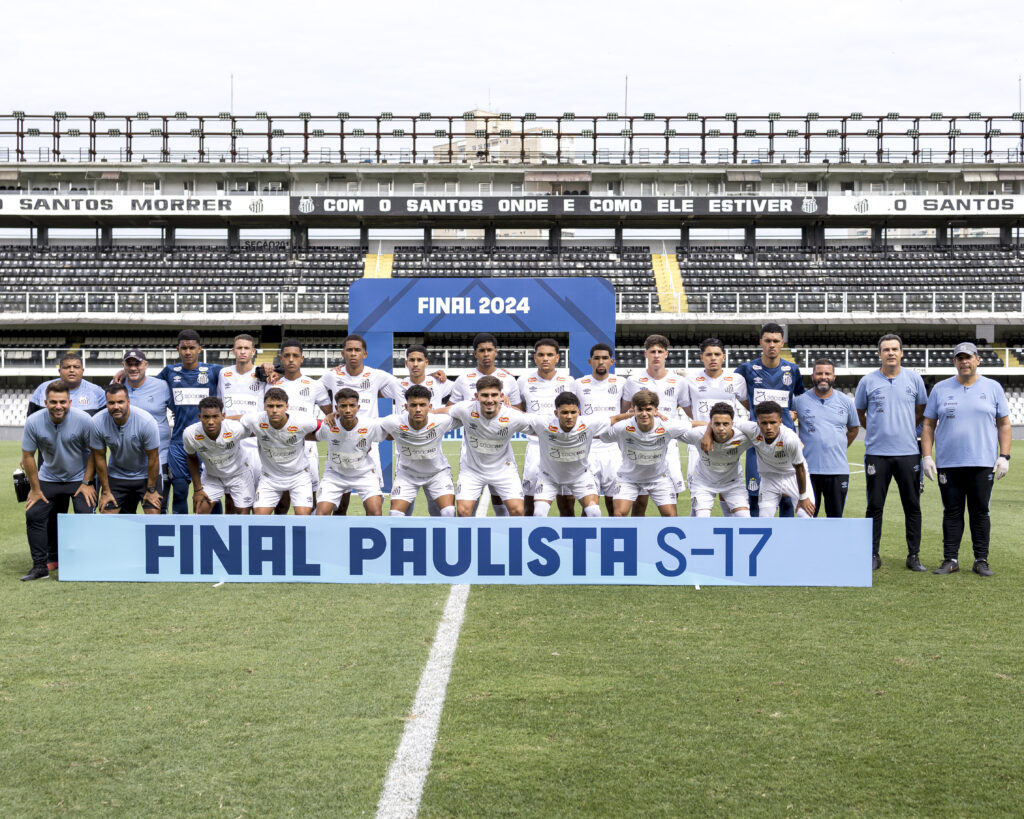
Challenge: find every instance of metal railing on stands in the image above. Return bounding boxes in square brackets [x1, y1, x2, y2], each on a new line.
[2, 111, 1024, 166]
[0, 290, 1022, 317]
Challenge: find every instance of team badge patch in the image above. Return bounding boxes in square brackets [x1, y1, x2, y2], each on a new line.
[782, 373, 792, 386]
[197, 373, 209, 385]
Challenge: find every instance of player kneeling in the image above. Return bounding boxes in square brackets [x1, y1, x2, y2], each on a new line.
[742, 401, 814, 518]
[241, 387, 320, 515]
[184, 397, 256, 514]
[601, 389, 691, 517]
[681, 402, 753, 517]
[521, 392, 632, 517]
[380, 385, 459, 517]
[315, 388, 386, 516]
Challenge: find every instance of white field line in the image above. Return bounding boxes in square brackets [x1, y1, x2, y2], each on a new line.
[376, 583, 470, 819]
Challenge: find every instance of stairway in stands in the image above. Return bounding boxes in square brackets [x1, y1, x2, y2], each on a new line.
[363, 253, 394, 278]
[652, 247, 687, 312]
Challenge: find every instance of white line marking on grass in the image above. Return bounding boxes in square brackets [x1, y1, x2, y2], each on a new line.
[376, 583, 470, 819]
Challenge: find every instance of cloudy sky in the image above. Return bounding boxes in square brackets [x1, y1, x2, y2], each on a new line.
[6, 0, 1023, 117]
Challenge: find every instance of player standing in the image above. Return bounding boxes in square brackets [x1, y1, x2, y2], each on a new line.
[577, 343, 624, 515]
[733, 323, 805, 517]
[517, 338, 576, 516]
[397, 344, 452, 407]
[621, 335, 686, 507]
[218, 333, 267, 487]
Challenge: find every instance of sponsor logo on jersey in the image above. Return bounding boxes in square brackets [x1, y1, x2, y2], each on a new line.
[696, 376, 706, 382]
[223, 432, 233, 439]
[557, 376, 566, 382]
[499, 416, 509, 423]
[625, 425, 636, 432]
[224, 372, 233, 378]
[259, 422, 269, 429]
[287, 425, 299, 433]
[470, 411, 480, 418]
[358, 427, 368, 434]
[655, 427, 666, 434]
[547, 424, 559, 432]
[194, 434, 205, 440]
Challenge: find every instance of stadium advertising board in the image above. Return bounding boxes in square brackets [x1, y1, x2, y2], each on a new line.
[0, 194, 290, 216]
[291, 195, 827, 217]
[59, 516, 872, 586]
[827, 194, 1024, 216]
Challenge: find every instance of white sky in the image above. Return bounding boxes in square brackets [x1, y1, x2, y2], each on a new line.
[6, 0, 1023, 117]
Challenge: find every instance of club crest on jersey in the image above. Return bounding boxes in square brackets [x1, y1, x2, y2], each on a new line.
[197, 373, 209, 385]
[361, 379, 371, 390]
[608, 385, 618, 395]
[782, 373, 792, 386]
[78, 396, 88, 404]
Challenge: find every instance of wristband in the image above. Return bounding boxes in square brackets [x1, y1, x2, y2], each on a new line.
[799, 488, 813, 501]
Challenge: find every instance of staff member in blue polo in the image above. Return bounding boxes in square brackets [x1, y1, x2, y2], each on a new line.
[855, 334, 929, 572]
[122, 349, 172, 512]
[922, 342, 1011, 576]
[90, 383, 162, 515]
[19, 380, 97, 581]
[27, 352, 107, 417]
[793, 357, 860, 518]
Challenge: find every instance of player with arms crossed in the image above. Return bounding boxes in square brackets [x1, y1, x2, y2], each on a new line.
[380, 384, 461, 517]
[438, 375, 530, 517]
[447, 333, 523, 517]
[313, 388, 386, 517]
[241, 387, 320, 516]
[602, 389, 691, 518]
[183, 396, 256, 515]
[517, 338, 576, 516]
[577, 343, 624, 515]
[682, 402, 754, 517]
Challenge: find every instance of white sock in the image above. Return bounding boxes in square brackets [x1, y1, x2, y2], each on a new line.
[439, 506, 456, 517]
[493, 503, 509, 517]
[583, 504, 601, 517]
[389, 510, 405, 517]
[532, 501, 551, 517]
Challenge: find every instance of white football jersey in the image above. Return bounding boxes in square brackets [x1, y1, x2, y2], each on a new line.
[316, 419, 386, 478]
[576, 373, 623, 453]
[521, 414, 610, 484]
[678, 426, 752, 490]
[240, 412, 319, 481]
[379, 412, 460, 478]
[182, 418, 252, 480]
[317, 366, 405, 419]
[217, 366, 266, 417]
[277, 375, 322, 421]
[448, 368, 522, 405]
[622, 371, 683, 416]
[448, 401, 530, 472]
[517, 371, 576, 416]
[395, 376, 452, 409]
[736, 420, 805, 476]
[678, 370, 748, 421]
[601, 418, 690, 483]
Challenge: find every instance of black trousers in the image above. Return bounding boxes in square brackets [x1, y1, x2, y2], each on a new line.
[25, 480, 95, 567]
[105, 477, 162, 514]
[811, 474, 849, 518]
[865, 454, 922, 556]
[937, 466, 994, 561]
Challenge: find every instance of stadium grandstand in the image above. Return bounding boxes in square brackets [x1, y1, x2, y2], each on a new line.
[1, 109, 1023, 435]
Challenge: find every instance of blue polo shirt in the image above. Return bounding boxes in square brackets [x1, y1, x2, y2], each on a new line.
[22, 407, 94, 483]
[793, 391, 860, 474]
[125, 377, 172, 466]
[31, 378, 107, 414]
[854, 368, 928, 456]
[924, 375, 1009, 468]
[90, 407, 161, 481]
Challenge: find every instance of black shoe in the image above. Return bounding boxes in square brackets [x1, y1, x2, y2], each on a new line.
[872, 553, 881, 571]
[972, 560, 994, 577]
[906, 555, 927, 572]
[20, 566, 49, 582]
[933, 559, 959, 575]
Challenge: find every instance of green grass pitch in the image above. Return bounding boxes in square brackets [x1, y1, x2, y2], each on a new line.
[2, 440, 1023, 816]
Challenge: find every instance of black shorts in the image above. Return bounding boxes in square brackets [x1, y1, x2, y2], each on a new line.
[106, 476, 162, 514]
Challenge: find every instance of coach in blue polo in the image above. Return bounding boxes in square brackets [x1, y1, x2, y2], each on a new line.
[20, 380, 97, 581]
[91, 383, 162, 515]
[921, 342, 1011, 576]
[793, 357, 859, 517]
[855, 334, 929, 572]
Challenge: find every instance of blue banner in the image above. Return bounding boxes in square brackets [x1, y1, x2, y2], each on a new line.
[59, 516, 872, 586]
